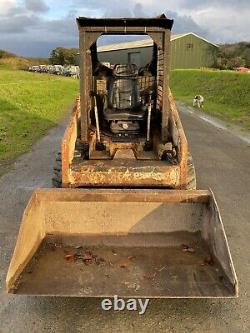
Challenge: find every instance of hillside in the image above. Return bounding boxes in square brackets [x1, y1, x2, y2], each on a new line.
[0, 49, 48, 70]
[170, 69, 250, 130]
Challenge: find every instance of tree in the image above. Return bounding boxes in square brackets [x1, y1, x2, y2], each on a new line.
[49, 47, 78, 65]
[216, 42, 250, 69]
[231, 56, 246, 68]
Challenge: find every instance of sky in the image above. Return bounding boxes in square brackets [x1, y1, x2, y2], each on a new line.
[0, 0, 249, 57]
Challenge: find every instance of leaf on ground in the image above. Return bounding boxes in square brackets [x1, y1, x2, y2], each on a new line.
[203, 255, 214, 266]
[119, 259, 131, 269]
[181, 244, 195, 253]
[64, 254, 77, 262]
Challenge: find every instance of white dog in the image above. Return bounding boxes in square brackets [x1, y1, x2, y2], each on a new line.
[193, 95, 204, 108]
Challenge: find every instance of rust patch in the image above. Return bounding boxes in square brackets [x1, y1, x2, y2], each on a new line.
[70, 160, 179, 187]
[168, 89, 188, 188]
[61, 97, 80, 187]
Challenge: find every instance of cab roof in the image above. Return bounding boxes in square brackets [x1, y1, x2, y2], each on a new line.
[76, 14, 174, 30]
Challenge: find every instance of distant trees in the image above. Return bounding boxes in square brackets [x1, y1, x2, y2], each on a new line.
[217, 42, 250, 69]
[49, 47, 78, 65]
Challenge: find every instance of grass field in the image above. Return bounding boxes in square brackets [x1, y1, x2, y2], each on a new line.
[0, 69, 78, 161]
[170, 69, 250, 130]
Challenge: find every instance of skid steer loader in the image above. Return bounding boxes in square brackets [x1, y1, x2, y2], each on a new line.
[6, 15, 238, 298]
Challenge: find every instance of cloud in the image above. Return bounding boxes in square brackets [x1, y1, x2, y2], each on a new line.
[0, 1, 77, 56]
[25, 0, 49, 13]
[0, 0, 16, 15]
[0, 14, 40, 33]
[178, 0, 250, 10]
[102, 2, 149, 17]
[0, 0, 249, 57]
[167, 10, 208, 37]
[191, 6, 250, 43]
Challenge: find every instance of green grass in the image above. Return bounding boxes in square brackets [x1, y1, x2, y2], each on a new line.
[0, 70, 78, 161]
[170, 69, 250, 130]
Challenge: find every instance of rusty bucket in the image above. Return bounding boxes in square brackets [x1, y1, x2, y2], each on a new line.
[6, 188, 238, 297]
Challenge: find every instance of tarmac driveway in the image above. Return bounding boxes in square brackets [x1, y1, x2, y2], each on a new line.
[0, 105, 249, 333]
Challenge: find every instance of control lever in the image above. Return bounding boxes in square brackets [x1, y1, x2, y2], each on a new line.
[91, 91, 105, 151]
[145, 91, 153, 150]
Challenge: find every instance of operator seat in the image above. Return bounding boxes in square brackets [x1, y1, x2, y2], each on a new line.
[103, 64, 146, 134]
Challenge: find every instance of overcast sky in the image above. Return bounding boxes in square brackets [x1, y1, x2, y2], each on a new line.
[0, 0, 249, 57]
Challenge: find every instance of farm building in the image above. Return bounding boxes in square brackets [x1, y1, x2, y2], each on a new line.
[96, 32, 218, 69]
